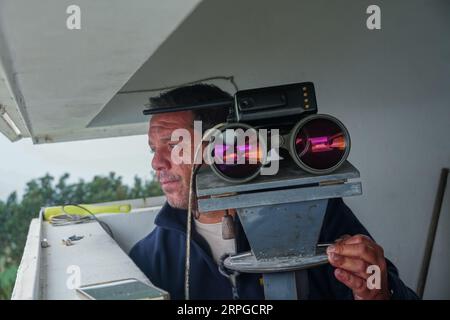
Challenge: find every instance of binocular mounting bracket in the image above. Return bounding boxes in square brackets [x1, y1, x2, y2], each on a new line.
[196, 160, 362, 299]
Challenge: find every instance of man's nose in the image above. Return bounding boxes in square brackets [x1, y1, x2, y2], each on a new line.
[151, 149, 171, 171]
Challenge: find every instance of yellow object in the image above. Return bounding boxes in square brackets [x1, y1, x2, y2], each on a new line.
[44, 204, 131, 221]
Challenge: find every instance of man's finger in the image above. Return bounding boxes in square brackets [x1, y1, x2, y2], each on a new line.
[328, 253, 370, 279]
[327, 243, 379, 265]
[341, 234, 373, 245]
[334, 268, 369, 295]
[334, 268, 386, 300]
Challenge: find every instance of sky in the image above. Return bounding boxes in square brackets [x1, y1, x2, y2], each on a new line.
[0, 133, 154, 201]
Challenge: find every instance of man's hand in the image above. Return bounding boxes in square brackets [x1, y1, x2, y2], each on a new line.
[327, 234, 390, 300]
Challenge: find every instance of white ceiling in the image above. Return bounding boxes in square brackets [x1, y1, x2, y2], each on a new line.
[0, 0, 201, 143]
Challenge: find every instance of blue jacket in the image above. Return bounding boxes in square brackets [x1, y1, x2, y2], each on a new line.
[129, 198, 418, 300]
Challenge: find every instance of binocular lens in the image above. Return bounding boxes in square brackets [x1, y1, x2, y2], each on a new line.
[292, 116, 350, 173]
[211, 126, 264, 182]
[208, 115, 350, 182]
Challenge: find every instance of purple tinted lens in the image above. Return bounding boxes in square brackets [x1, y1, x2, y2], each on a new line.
[294, 118, 348, 171]
[214, 163, 261, 179]
[212, 132, 262, 180]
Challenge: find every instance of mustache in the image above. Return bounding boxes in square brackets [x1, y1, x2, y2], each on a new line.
[158, 171, 181, 183]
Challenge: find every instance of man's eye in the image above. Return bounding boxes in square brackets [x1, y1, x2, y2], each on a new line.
[168, 144, 178, 150]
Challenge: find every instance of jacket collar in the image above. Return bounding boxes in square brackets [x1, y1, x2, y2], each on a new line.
[154, 201, 251, 253]
[154, 201, 189, 233]
[155, 201, 219, 269]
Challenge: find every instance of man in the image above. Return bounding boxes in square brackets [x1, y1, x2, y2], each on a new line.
[130, 84, 418, 300]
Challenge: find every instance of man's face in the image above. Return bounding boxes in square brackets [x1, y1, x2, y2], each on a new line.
[148, 111, 196, 209]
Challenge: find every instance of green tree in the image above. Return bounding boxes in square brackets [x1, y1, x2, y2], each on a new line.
[0, 172, 162, 299]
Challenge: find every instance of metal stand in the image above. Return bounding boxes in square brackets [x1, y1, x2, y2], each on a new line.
[196, 160, 362, 300]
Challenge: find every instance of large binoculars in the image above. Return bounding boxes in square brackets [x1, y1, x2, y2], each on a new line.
[208, 113, 350, 183]
[143, 81, 352, 183]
